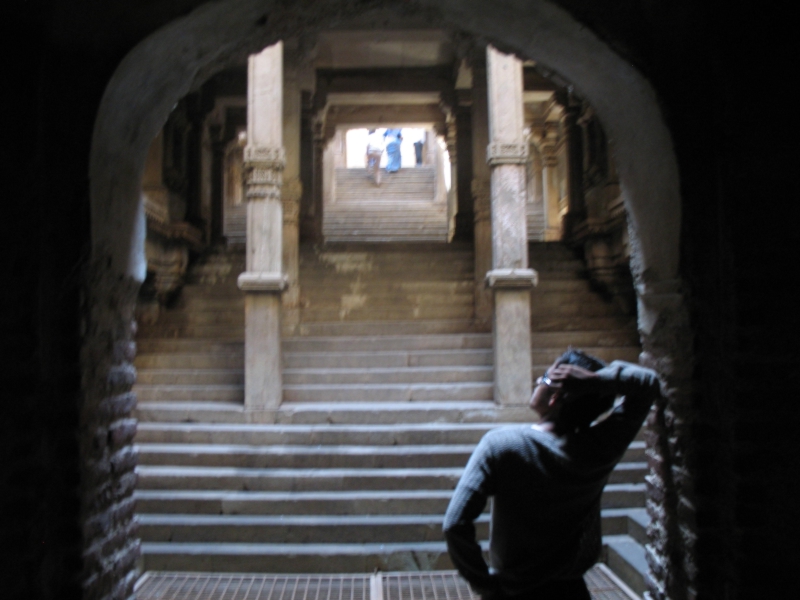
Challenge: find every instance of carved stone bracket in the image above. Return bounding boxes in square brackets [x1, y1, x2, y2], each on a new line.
[237, 271, 289, 293]
[244, 145, 286, 166]
[485, 268, 538, 289]
[472, 178, 491, 223]
[486, 142, 529, 166]
[282, 178, 302, 201]
[282, 179, 302, 225]
[243, 146, 286, 202]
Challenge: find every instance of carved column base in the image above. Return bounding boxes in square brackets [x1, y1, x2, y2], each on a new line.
[238, 272, 287, 412]
[487, 269, 536, 405]
[491, 288, 533, 405]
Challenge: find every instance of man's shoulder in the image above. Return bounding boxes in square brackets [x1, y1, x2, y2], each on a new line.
[479, 425, 534, 451]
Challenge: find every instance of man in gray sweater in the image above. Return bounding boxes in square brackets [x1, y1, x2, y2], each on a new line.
[443, 349, 661, 599]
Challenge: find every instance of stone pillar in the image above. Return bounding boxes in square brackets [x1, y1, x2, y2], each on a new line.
[308, 117, 326, 241]
[238, 42, 287, 414]
[562, 103, 586, 237]
[282, 50, 302, 334]
[471, 54, 493, 326]
[453, 101, 474, 241]
[446, 124, 459, 241]
[485, 46, 537, 405]
[540, 123, 562, 241]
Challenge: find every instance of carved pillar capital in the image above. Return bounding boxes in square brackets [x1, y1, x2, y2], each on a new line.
[243, 145, 286, 202]
[486, 141, 529, 166]
[282, 178, 302, 225]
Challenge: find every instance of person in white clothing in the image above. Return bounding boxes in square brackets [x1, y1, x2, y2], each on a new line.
[365, 129, 384, 185]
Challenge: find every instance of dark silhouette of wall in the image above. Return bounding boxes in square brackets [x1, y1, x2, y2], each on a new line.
[2, 2, 797, 599]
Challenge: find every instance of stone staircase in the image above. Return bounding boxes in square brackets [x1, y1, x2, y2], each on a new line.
[223, 203, 247, 247]
[133, 242, 649, 596]
[526, 201, 546, 241]
[324, 167, 447, 242]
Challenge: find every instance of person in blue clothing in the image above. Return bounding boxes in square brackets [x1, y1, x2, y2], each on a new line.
[443, 348, 661, 600]
[384, 128, 402, 173]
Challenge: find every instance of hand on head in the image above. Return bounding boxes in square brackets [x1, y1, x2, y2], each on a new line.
[545, 364, 599, 392]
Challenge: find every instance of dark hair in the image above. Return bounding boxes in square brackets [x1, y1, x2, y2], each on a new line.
[552, 348, 615, 432]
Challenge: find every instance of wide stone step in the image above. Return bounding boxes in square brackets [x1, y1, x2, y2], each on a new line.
[138, 510, 645, 546]
[137, 324, 245, 339]
[324, 219, 446, 228]
[530, 285, 627, 298]
[337, 167, 435, 177]
[137, 369, 244, 386]
[283, 382, 494, 402]
[135, 422, 503, 446]
[337, 185, 435, 195]
[284, 333, 492, 353]
[136, 444, 477, 469]
[529, 299, 625, 318]
[529, 330, 640, 347]
[155, 312, 245, 326]
[139, 513, 488, 544]
[527, 316, 635, 332]
[136, 464, 642, 492]
[135, 348, 493, 370]
[136, 465, 464, 491]
[294, 318, 482, 338]
[325, 212, 444, 220]
[151, 306, 487, 328]
[298, 278, 474, 291]
[299, 306, 475, 322]
[300, 273, 474, 286]
[299, 295, 474, 308]
[324, 235, 449, 243]
[134, 384, 243, 403]
[532, 279, 595, 293]
[283, 366, 493, 385]
[135, 352, 244, 370]
[330, 199, 442, 207]
[286, 349, 494, 369]
[133, 401, 536, 425]
[134, 484, 644, 516]
[299, 280, 474, 292]
[337, 176, 435, 186]
[137, 444, 646, 478]
[133, 342, 639, 367]
[135, 425, 645, 463]
[137, 366, 493, 387]
[140, 540, 455, 573]
[337, 179, 436, 188]
[323, 222, 448, 231]
[136, 339, 244, 353]
[300, 242, 471, 255]
[602, 535, 648, 597]
[135, 402, 246, 424]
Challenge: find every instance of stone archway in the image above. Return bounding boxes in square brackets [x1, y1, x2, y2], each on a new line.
[85, 1, 692, 598]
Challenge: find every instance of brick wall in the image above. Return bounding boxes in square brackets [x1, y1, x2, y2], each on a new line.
[80, 265, 141, 600]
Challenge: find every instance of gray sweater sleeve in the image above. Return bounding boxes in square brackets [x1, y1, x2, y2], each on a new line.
[442, 436, 499, 595]
[589, 361, 662, 456]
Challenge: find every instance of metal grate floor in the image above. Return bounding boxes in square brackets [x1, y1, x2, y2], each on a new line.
[135, 567, 638, 600]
